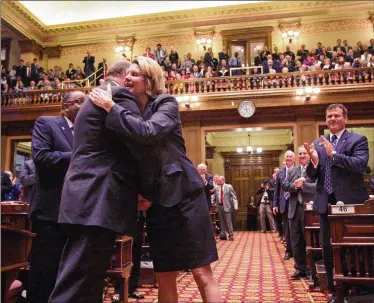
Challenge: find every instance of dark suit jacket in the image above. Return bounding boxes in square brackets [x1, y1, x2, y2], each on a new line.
[16, 65, 27, 78]
[58, 82, 141, 234]
[306, 130, 369, 214]
[105, 93, 205, 207]
[204, 173, 214, 209]
[83, 56, 95, 74]
[273, 167, 291, 214]
[66, 68, 76, 79]
[97, 62, 107, 78]
[31, 63, 39, 81]
[1, 171, 12, 201]
[31, 116, 73, 221]
[282, 165, 316, 219]
[19, 159, 37, 203]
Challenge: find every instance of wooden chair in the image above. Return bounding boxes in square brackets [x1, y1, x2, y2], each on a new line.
[1, 226, 35, 303]
[105, 235, 133, 303]
[329, 199, 374, 303]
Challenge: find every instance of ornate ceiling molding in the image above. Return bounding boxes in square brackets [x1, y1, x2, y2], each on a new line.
[2, 1, 373, 47]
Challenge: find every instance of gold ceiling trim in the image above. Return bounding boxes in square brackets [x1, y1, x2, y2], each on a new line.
[4, 1, 373, 34]
[2, 1, 373, 47]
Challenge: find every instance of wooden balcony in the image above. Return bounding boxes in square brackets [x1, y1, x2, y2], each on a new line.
[1, 68, 374, 122]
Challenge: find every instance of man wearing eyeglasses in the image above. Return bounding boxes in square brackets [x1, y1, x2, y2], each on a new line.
[27, 91, 84, 303]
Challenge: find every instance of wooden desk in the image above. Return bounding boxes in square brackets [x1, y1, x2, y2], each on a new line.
[328, 199, 374, 303]
[1, 226, 35, 303]
[1, 202, 31, 231]
[304, 203, 322, 289]
[105, 235, 133, 303]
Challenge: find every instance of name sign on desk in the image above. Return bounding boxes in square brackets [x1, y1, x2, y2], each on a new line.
[331, 205, 356, 214]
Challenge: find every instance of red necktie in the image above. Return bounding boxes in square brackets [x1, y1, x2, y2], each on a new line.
[220, 186, 224, 205]
[27, 68, 31, 77]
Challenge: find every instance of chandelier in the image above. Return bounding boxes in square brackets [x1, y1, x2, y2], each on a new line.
[236, 134, 263, 154]
[114, 36, 135, 58]
[296, 87, 320, 101]
[194, 30, 214, 46]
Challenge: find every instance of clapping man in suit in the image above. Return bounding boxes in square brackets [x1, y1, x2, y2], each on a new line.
[83, 51, 95, 84]
[215, 175, 238, 241]
[27, 91, 84, 303]
[273, 150, 295, 260]
[282, 146, 316, 280]
[197, 163, 214, 210]
[304, 104, 369, 302]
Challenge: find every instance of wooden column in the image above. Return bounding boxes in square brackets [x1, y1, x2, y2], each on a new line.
[295, 109, 319, 161]
[182, 121, 203, 167]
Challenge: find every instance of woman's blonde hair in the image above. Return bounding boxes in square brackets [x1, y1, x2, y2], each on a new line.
[132, 56, 165, 97]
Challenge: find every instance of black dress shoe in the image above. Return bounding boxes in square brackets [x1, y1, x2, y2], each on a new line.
[129, 292, 144, 299]
[284, 253, 292, 260]
[229, 236, 234, 241]
[291, 271, 308, 279]
[219, 236, 227, 240]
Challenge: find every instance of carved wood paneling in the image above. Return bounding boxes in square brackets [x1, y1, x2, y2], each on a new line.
[44, 45, 62, 58]
[18, 39, 43, 54]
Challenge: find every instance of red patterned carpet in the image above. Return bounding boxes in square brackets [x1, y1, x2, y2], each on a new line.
[130, 231, 330, 303]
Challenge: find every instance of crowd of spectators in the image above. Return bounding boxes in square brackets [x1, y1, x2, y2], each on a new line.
[1, 58, 88, 94]
[2, 38, 373, 94]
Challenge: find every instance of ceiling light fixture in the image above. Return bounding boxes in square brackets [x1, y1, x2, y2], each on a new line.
[237, 134, 263, 155]
[175, 95, 200, 108]
[296, 87, 320, 102]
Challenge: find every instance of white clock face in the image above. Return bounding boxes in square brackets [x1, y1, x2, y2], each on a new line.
[238, 101, 256, 118]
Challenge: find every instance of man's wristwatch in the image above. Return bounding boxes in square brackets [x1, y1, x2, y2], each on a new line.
[330, 150, 336, 159]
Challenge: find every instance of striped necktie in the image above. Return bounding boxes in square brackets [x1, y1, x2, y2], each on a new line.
[324, 135, 337, 194]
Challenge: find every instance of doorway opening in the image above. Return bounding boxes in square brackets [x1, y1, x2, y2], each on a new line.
[205, 128, 294, 230]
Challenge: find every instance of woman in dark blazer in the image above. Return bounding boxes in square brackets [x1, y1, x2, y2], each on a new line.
[90, 57, 222, 303]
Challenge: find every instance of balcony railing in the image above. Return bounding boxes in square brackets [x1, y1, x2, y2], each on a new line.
[1, 87, 93, 107]
[1, 68, 373, 108]
[165, 67, 373, 96]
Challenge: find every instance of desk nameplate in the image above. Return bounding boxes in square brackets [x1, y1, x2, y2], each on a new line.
[331, 205, 355, 215]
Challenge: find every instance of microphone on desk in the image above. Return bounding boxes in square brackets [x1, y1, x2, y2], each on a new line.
[336, 201, 345, 205]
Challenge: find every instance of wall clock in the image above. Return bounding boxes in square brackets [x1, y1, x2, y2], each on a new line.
[238, 101, 256, 118]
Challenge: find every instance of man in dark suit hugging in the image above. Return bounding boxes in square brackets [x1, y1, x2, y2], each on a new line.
[49, 61, 142, 303]
[282, 146, 316, 280]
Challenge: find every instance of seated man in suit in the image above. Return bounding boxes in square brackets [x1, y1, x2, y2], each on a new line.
[304, 103, 369, 302]
[282, 146, 316, 279]
[214, 175, 238, 241]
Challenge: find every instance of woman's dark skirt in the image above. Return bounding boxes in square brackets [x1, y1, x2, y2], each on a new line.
[146, 189, 218, 272]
